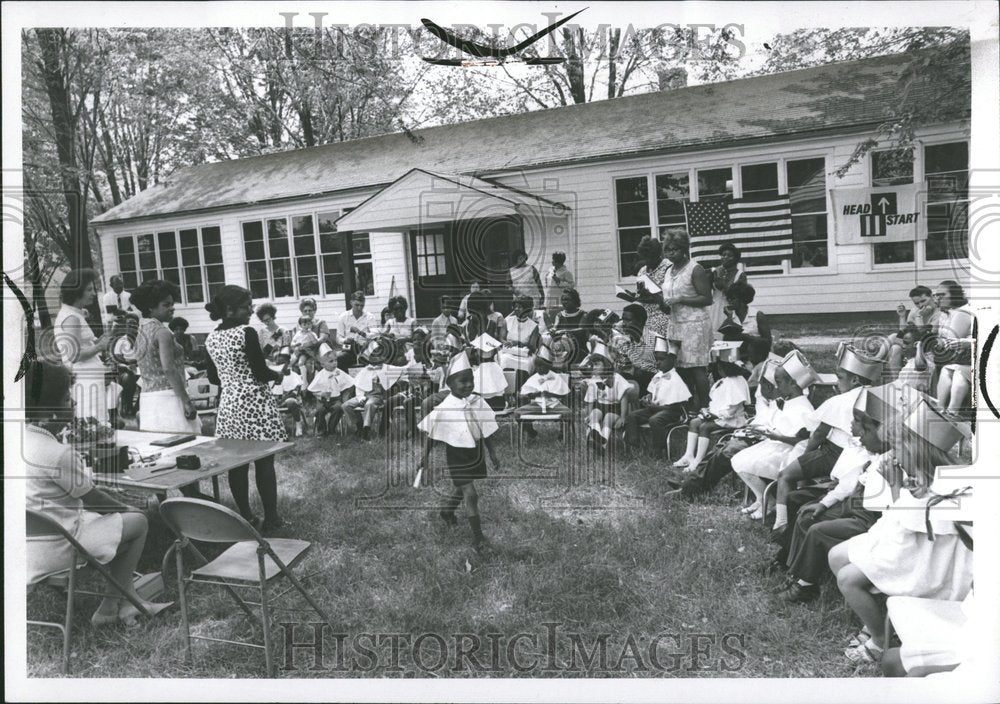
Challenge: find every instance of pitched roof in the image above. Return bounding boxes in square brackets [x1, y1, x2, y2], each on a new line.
[92, 49, 969, 225]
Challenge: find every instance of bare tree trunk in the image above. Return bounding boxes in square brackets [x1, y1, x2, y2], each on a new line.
[35, 29, 93, 271]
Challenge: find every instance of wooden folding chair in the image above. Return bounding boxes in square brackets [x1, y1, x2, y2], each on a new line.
[26, 509, 156, 674]
[158, 498, 335, 677]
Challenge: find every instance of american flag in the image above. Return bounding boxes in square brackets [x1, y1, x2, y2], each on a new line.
[683, 196, 793, 276]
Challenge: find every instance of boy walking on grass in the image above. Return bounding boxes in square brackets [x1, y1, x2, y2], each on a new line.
[417, 351, 501, 551]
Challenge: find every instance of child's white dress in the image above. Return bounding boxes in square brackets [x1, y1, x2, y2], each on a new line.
[806, 385, 865, 450]
[846, 490, 973, 601]
[731, 395, 814, 479]
[707, 375, 752, 428]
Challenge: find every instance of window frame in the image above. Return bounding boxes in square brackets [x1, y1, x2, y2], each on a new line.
[612, 174, 656, 277]
[867, 140, 969, 271]
[241, 210, 376, 303]
[115, 224, 224, 305]
[784, 156, 832, 273]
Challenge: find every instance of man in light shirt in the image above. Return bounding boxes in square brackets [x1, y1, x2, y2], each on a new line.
[543, 251, 575, 318]
[102, 275, 134, 328]
[336, 290, 380, 370]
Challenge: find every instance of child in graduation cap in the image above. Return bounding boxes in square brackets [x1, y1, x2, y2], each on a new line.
[581, 338, 632, 453]
[417, 351, 501, 551]
[829, 397, 972, 664]
[344, 338, 401, 440]
[770, 344, 884, 533]
[671, 343, 751, 471]
[623, 337, 691, 456]
[306, 342, 355, 436]
[732, 350, 817, 519]
[770, 384, 894, 604]
[268, 345, 308, 437]
[513, 344, 572, 440]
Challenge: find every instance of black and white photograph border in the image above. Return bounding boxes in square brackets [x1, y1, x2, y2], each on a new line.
[3, 1, 999, 702]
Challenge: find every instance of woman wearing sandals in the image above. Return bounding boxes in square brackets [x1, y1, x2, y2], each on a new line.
[204, 285, 287, 533]
[24, 360, 172, 626]
[828, 398, 972, 664]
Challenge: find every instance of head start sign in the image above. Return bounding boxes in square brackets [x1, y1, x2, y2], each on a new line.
[832, 183, 926, 245]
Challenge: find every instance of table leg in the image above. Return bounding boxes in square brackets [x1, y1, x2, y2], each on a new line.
[212, 476, 221, 502]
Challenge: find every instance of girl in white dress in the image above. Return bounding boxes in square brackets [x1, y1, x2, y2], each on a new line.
[733, 356, 816, 518]
[828, 397, 972, 664]
[672, 346, 750, 471]
[581, 339, 633, 453]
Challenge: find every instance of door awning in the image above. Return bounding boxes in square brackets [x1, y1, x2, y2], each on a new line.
[335, 168, 572, 233]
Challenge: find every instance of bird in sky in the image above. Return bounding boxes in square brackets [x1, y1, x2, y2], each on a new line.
[421, 8, 587, 67]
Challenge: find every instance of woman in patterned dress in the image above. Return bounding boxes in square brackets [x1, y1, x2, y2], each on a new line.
[660, 229, 714, 411]
[204, 286, 287, 532]
[633, 236, 673, 339]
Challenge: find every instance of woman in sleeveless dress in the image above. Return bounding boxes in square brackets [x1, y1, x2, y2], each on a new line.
[549, 288, 588, 370]
[204, 286, 287, 533]
[52, 269, 111, 422]
[660, 229, 714, 411]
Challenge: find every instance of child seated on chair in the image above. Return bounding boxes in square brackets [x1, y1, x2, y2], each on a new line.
[290, 316, 320, 371]
[344, 340, 394, 441]
[769, 385, 894, 604]
[513, 345, 571, 440]
[306, 343, 355, 436]
[581, 338, 632, 454]
[268, 346, 307, 437]
[733, 350, 817, 519]
[676, 358, 782, 498]
[893, 324, 933, 394]
[770, 344, 883, 533]
[624, 337, 691, 457]
[672, 345, 750, 471]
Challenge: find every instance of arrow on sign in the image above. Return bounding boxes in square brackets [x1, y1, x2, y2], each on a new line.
[878, 197, 890, 213]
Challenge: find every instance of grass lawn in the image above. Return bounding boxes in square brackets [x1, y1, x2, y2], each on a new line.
[26, 339, 884, 679]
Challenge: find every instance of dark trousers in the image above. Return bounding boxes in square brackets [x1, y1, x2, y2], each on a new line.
[680, 437, 749, 498]
[773, 486, 828, 562]
[625, 403, 684, 453]
[787, 493, 879, 584]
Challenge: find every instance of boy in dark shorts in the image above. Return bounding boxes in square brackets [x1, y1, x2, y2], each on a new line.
[417, 351, 502, 551]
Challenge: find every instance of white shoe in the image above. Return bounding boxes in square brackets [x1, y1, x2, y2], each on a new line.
[295, 421, 305, 438]
[671, 457, 692, 469]
[740, 502, 760, 515]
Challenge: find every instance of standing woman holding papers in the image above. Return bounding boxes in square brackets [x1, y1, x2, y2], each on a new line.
[709, 243, 747, 337]
[633, 236, 673, 339]
[204, 285, 287, 532]
[53, 269, 111, 422]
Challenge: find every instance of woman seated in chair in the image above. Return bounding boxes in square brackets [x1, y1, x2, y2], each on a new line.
[24, 360, 172, 626]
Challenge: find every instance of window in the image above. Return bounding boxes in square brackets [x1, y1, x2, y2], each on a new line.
[317, 211, 346, 296]
[246, 211, 374, 301]
[352, 233, 374, 296]
[924, 142, 968, 261]
[740, 163, 779, 201]
[267, 218, 294, 298]
[655, 172, 690, 237]
[292, 215, 320, 296]
[871, 148, 915, 265]
[242, 221, 270, 299]
[116, 238, 137, 291]
[116, 225, 225, 304]
[614, 177, 651, 276]
[157, 232, 181, 288]
[787, 158, 829, 268]
[415, 232, 447, 276]
[697, 167, 733, 202]
[136, 234, 158, 282]
[201, 227, 226, 299]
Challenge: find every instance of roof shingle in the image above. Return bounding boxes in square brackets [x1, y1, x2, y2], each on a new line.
[92, 49, 969, 224]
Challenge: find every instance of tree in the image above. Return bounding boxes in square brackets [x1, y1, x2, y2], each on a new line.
[755, 28, 970, 175]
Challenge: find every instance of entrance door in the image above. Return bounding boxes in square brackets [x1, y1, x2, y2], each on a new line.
[410, 226, 459, 318]
[409, 218, 526, 318]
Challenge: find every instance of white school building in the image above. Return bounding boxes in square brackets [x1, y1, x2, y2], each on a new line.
[91, 49, 970, 332]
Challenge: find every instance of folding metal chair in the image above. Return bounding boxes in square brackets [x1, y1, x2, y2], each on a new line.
[26, 509, 156, 674]
[159, 498, 335, 677]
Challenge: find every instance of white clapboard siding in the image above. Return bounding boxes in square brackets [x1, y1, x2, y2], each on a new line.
[94, 121, 969, 330]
